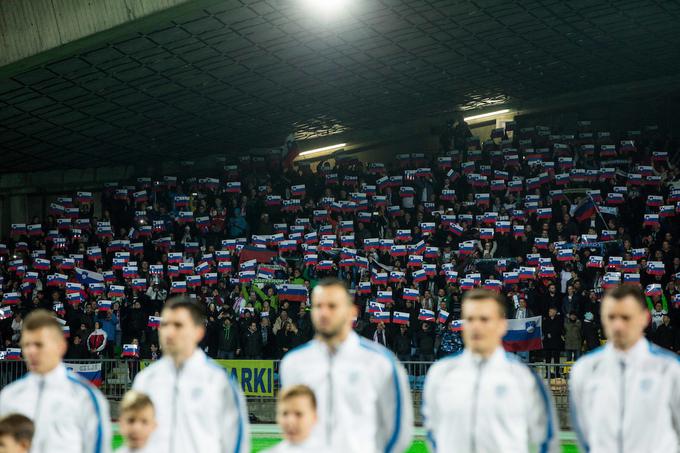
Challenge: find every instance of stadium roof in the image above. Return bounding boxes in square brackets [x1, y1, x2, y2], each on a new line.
[1, 0, 680, 172]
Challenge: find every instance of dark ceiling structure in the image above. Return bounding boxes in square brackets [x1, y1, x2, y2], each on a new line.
[1, 0, 680, 172]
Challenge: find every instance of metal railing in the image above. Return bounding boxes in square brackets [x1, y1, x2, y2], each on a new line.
[0, 359, 572, 396]
[0, 358, 574, 426]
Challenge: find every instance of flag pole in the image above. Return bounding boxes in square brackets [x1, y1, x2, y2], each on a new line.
[587, 193, 609, 229]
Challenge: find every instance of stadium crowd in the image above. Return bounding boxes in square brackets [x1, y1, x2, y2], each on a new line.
[0, 118, 679, 363]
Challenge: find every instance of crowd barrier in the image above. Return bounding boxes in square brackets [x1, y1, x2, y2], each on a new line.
[0, 358, 573, 426]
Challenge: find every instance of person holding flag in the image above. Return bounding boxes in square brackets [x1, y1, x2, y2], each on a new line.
[132, 297, 249, 453]
[570, 284, 680, 452]
[0, 310, 111, 453]
[423, 289, 558, 453]
[280, 277, 413, 453]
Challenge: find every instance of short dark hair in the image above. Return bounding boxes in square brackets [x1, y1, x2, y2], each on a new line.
[604, 284, 646, 310]
[23, 310, 63, 337]
[0, 413, 34, 444]
[313, 277, 352, 303]
[163, 296, 206, 325]
[462, 288, 506, 317]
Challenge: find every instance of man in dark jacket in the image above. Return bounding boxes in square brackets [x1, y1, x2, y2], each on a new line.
[417, 322, 436, 361]
[391, 324, 412, 361]
[653, 314, 675, 351]
[542, 307, 564, 378]
[241, 321, 263, 359]
[581, 312, 601, 352]
[217, 317, 239, 359]
[259, 317, 276, 359]
[65, 335, 89, 359]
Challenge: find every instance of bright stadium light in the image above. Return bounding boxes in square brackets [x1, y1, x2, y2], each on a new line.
[463, 109, 511, 122]
[298, 143, 347, 158]
[302, 0, 350, 16]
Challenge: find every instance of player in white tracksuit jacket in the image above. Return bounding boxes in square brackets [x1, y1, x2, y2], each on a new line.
[0, 310, 111, 453]
[280, 278, 413, 453]
[569, 285, 680, 453]
[423, 289, 559, 453]
[132, 298, 249, 453]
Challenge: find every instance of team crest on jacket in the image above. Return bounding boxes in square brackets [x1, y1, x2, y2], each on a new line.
[495, 385, 507, 397]
[640, 378, 652, 392]
[192, 387, 203, 399]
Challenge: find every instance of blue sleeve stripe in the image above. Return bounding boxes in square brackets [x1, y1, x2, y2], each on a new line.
[569, 391, 590, 453]
[67, 376, 103, 453]
[530, 372, 554, 453]
[359, 339, 402, 453]
[426, 430, 437, 452]
[205, 357, 245, 453]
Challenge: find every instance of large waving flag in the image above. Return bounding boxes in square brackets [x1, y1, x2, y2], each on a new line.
[502, 316, 542, 352]
[75, 268, 104, 287]
[572, 197, 597, 222]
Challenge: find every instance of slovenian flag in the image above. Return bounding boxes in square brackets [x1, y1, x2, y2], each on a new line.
[122, 344, 139, 358]
[643, 214, 660, 227]
[503, 272, 519, 285]
[368, 301, 386, 313]
[225, 182, 241, 193]
[0, 307, 13, 320]
[132, 279, 147, 291]
[2, 292, 21, 305]
[458, 241, 475, 255]
[573, 197, 597, 222]
[437, 310, 450, 324]
[291, 185, 306, 197]
[279, 284, 308, 302]
[392, 311, 410, 325]
[647, 261, 665, 276]
[587, 256, 604, 268]
[170, 281, 187, 293]
[623, 273, 640, 285]
[403, 288, 419, 301]
[602, 273, 621, 289]
[371, 312, 391, 324]
[418, 309, 435, 322]
[109, 285, 126, 298]
[147, 316, 161, 328]
[644, 284, 662, 297]
[445, 271, 458, 284]
[407, 255, 423, 268]
[557, 248, 574, 261]
[358, 282, 371, 295]
[412, 269, 427, 283]
[479, 228, 494, 240]
[450, 320, 464, 332]
[33, 258, 51, 271]
[502, 316, 542, 352]
[377, 291, 393, 303]
[483, 280, 502, 291]
[98, 300, 113, 312]
[5, 348, 22, 360]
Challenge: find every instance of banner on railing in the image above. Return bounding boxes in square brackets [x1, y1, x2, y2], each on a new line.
[65, 362, 103, 387]
[140, 359, 274, 396]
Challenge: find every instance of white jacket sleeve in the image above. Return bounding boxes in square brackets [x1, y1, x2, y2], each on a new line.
[421, 368, 438, 452]
[568, 364, 590, 453]
[375, 358, 413, 453]
[74, 379, 112, 453]
[222, 375, 250, 453]
[527, 372, 559, 453]
[671, 362, 680, 444]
